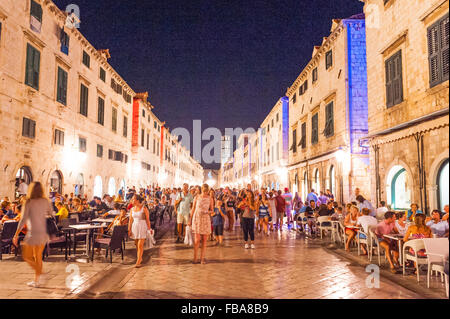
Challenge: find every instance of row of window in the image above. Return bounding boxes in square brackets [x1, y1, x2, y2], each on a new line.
[27, 0, 133, 105]
[21, 117, 127, 162]
[291, 49, 333, 105]
[291, 101, 334, 153]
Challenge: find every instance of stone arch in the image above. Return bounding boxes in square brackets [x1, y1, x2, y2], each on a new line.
[384, 158, 414, 210]
[428, 150, 449, 211]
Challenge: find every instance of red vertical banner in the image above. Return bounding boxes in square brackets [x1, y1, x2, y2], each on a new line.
[131, 98, 140, 148]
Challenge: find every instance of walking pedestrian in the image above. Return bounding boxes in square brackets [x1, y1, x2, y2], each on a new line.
[237, 190, 257, 248]
[189, 184, 214, 264]
[128, 194, 151, 268]
[256, 191, 270, 236]
[12, 182, 52, 288]
[211, 199, 226, 245]
[275, 190, 286, 230]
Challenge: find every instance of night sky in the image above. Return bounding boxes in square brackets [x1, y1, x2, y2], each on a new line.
[54, 0, 364, 169]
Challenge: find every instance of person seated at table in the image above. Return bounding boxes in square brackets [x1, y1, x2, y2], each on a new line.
[442, 205, 449, 221]
[344, 203, 352, 217]
[1, 201, 12, 220]
[425, 209, 448, 238]
[375, 211, 400, 273]
[55, 201, 69, 222]
[395, 212, 408, 236]
[331, 207, 344, 221]
[403, 214, 432, 271]
[102, 202, 121, 218]
[356, 208, 378, 255]
[405, 203, 423, 222]
[95, 207, 129, 254]
[1, 201, 22, 223]
[344, 205, 360, 252]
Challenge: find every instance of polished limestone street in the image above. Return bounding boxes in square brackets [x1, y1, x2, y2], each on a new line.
[0, 213, 446, 299]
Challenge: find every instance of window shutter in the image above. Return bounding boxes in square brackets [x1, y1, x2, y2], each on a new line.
[25, 44, 33, 87]
[385, 58, 393, 107]
[32, 48, 40, 89]
[62, 69, 67, 104]
[393, 52, 403, 105]
[440, 15, 449, 81]
[30, 0, 42, 22]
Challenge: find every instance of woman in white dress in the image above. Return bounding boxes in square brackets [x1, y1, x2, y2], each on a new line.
[188, 184, 214, 264]
[128, 194, 151, 268]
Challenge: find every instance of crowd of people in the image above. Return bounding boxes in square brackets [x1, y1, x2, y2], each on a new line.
[1, 181, 449, 286]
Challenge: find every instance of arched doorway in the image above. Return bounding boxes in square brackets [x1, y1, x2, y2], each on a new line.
[312, 168, 320, 193]
[329, 165, 336, 196]
[15, 166, 33, 198]
[108, 177, 116, 196]
[437, 159, 449, 211]
[50, 170, 63, 194]
[93, 176, 103, 198]
[74, 173, 84, 197]
[386, 165, 411, 210]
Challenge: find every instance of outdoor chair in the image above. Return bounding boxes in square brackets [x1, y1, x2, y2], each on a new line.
[368, 228, 385, 266]
[0, 221, 19, 260]
[43, 231, 70, 260]
[402, 239, 428, 282]
[356, 229, 371, 260]
[422, 238, 449, 296]
[91, 225, 127, 263]
[316, 216, 333, 239]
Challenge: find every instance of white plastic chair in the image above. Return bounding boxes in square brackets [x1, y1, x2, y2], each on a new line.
[356, 229, 370, 260]
[402, 239, 428, 282]
[422, 238, 449, 297]
[368, 228, 384, 266]
[317, 216, 333, 239]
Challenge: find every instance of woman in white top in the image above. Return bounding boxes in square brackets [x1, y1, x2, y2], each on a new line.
[13, 182, 52, 288]
[395, 212, 407, 236]
[128, 194, 151, 268]
[268, 192, 277, 231]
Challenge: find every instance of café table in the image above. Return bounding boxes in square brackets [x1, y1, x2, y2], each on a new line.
[91, 217, 115, 223]
[67, 224, 106, 261]
[383, 233, 405, 265]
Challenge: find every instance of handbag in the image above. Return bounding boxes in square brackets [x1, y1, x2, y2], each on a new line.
[144, 229, 156, 249]
[46, 217, 58, 236]
[184, 225, 193, 246]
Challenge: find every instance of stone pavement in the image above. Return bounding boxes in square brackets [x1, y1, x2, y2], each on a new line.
[113, 224, 429, 299]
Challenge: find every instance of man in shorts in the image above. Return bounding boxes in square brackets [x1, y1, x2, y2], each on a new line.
[175, 183, 194, 243]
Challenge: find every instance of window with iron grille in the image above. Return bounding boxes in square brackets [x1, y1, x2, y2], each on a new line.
[324, 102, 334, 137]
[311, 113, 318, 145]
[385, 50, 403, 108]
[25, 43, 40, 90]
[22, 118, 36, 139]
[99, 67, 106, 82]
[325, 50, 333, 69]
[79, 137, 86, 152]
[80, 84, 89, 116]
[54, 129, 64, 146]
[97, 144, 103, 158]
[428, 14, 449, 88]
[82, 51, 90, 68]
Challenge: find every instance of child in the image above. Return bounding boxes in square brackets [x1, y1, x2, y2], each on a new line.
[211, 199, 226, 246]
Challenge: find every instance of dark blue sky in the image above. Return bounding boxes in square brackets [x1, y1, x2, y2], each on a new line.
[54, 0, 363, 169]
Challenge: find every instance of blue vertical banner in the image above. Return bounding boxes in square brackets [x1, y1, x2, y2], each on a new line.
[281, 96, 289, 163]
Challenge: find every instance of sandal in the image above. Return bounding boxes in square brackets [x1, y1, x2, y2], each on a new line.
[200, 259, 207, 264]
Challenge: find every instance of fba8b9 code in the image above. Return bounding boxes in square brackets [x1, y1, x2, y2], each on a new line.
[225, 304, 269, 314]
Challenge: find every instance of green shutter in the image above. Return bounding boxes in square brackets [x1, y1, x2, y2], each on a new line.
[428, 22, 440, 86]
[440, 15, 449, 81]
[30, 0, 42, 22]
[325, 102, 334, 137]
[393, 52, 403, 105]
[385, 56, 393, 107]
[57, 67, 67, 105]
[311, 113, 318, 144]
[25, 44, 40, 90]
[98, 97, 104, 124]
[80, 84, 88, 116]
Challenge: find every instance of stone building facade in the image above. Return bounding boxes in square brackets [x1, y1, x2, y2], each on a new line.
[0, 0, 203, 198]
[287, 15, 370, 204]
[362, 0, 449, 212]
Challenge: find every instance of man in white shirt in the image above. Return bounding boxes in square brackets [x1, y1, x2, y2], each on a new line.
[356, 208, 378, 255]
[426, 210, 449, 238]
[376, 201, 388, 221]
